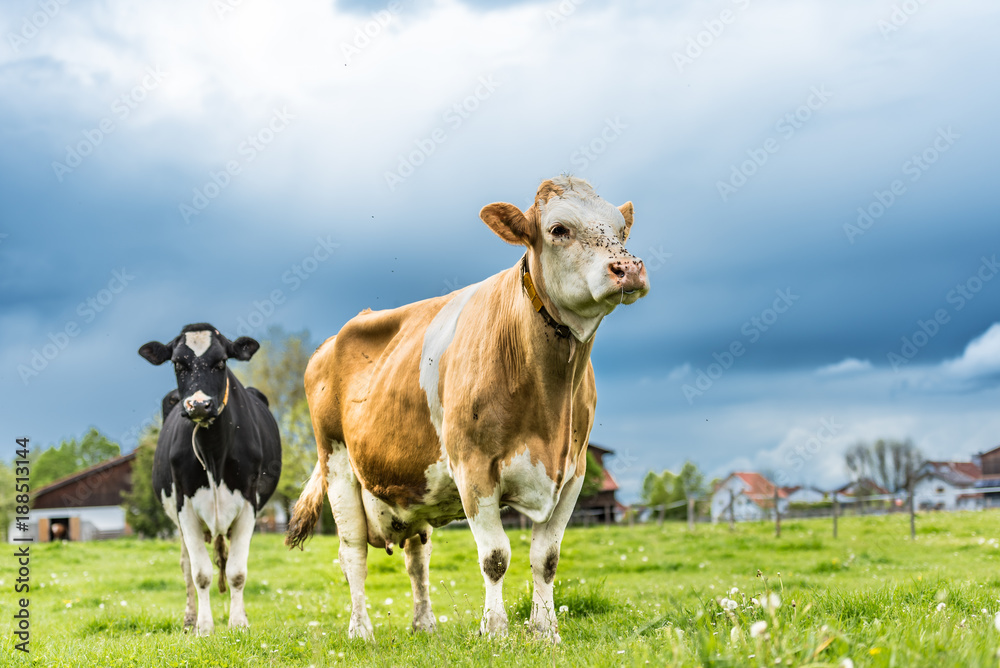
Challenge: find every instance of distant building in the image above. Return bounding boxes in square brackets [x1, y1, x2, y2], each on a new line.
[782, 486, 828, 506]
[574, 444, 624, 524]
[711, 472, 788, 523]
[9, 452, 136, 543]
[914, 461, 982, 511]
[975, 445, 1000, 507]
[832, 479, 891, 505]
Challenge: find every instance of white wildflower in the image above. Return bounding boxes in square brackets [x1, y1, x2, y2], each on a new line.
[839, 660, 854, 668]
[559, 605, 569, 613]
[730, 587, 740, 596]
[720, 598, 738, 611]
[384, 598, 393, 606]
[730, 626, 740, 643]
[994, 611, 1000, 632]
[438, 615, 448, 623]
[936, 602, 946, 612]
[750, 620, 768, 638]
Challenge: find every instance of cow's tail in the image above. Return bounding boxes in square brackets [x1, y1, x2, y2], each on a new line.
[285, 461, 327, 550]
[214, 535, 228, 593]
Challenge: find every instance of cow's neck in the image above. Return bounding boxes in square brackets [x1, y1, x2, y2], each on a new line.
[507, 258, 594, 393]
[190, 378, 237, 479]
[525, 251, 605, 343]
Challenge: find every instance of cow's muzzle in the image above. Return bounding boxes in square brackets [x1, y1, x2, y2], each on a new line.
[607, 259, 650, 302]
[184, 397, 215, 421]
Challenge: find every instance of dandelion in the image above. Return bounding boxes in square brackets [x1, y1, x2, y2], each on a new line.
[559, 605, 569, 613]
[869, 647, 882, 655]
[720, 598, 738, 611]
[839, 660, 855, 668]
[99, 603, 105, 609]
[120, 600, 128, 607]
[65, 602, 72, 608]
[438, 615, 448, 623]
[384, 598, 394, 606]
[936, 602, 946, 612]
[994, 611, 1000, 632]
[730, 587, 740, 596]
[620, 555, 627, 561]
[308, 621, 320, 627]
[750, 621, 768, 638]
[768, 593, 781, 610]
[730, 626, 740, 643]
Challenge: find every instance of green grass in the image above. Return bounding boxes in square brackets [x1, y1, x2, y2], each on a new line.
[4, 511, 1000, 666]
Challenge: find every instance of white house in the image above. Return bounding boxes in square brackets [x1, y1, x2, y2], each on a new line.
[913, 461, 982, 511]
[783, 486, 827, 505]
[711, 472, 788, 523]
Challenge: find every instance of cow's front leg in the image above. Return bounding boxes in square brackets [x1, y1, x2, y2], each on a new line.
[461, 479, 510, 637]
[404, 527, 436, 632]
[327, 447, 374, 641]
[529, 475, 583, 643]
[180, 537, 197, 631]
[178, 503, 215, 636]
[225, 502, 256, 629]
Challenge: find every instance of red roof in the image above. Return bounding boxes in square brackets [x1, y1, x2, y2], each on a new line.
[601, 468, 619, 492]
[732, 472, 787, 500]
[926, 461, 982, 480]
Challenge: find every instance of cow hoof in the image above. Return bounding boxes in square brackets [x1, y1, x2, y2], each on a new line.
[411, 614, 437, 634]
[183, 614, 197, 632]
[348, 616, 375, 642]
[479, 613, 509, 638]
[531, 625, 562, 644]
[196, 621, 215, 637]
[228, 616, 249, 630]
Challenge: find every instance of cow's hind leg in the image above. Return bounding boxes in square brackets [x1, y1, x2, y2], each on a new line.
[180, 538, 197, 631]
[529, 475, 584, 643]
[226, 501, 256, 629]
[327, 444, 374, 641]
[404, 527, 436, 632]
[459, 473, 510, 637]
[178, 502, 215, 636]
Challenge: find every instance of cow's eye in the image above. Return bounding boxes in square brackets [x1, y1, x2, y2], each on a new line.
[550, 224, 570, 238]
[173, 360, 186, 372]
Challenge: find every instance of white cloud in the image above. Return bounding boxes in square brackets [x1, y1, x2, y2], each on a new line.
[941, 323, 1000, 379]
[816, 357, 873, 376]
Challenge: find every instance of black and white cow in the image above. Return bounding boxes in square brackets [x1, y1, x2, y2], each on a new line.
[139, 323, 281, 635]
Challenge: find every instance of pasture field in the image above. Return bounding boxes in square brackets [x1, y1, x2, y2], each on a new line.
[4, 512, 1000, 667]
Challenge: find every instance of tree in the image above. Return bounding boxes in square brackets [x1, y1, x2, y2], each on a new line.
[233, 327, 315, 516]
[845, 439, 923, 493]
[122, 423, 174, 538]
[32, 428, 121, 489]
[641, 461, 706, 521]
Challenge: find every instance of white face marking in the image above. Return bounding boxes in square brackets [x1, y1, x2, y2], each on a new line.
[419, 281, 483, 441]
[184, 330, 213, 357]
[184, 390, 211, 409]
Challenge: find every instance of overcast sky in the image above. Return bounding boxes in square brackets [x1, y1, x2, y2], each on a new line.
[2, 0, 999, 501]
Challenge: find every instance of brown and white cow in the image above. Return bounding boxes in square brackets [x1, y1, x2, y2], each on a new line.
[286, 176, 649, 642]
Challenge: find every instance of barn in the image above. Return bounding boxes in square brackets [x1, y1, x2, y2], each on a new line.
[10, 451, 136, 542]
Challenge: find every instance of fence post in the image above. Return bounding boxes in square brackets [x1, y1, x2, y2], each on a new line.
[687, 497, 695, 531]
[832, 492, 839, 539]
[729, 490, 736, 531]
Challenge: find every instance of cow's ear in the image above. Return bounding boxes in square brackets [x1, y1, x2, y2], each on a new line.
[618, 201, 634, 242]
[139, 341, 173, 365]
[480, 202, 536, 246]
[227, 336, 260, 361]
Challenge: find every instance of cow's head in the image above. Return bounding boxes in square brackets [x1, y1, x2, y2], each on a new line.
[138, 324, 259, 423]
[480, 176, 650, 341]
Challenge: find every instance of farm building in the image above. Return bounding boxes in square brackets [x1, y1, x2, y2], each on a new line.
[974, 445, 1000, 507]
[710, 472, 788, 523]
[914, 461, 982, 511]
[832, 479, 892, 505]
[783, 486, 828, 506]
[9, 451, 136, 542]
